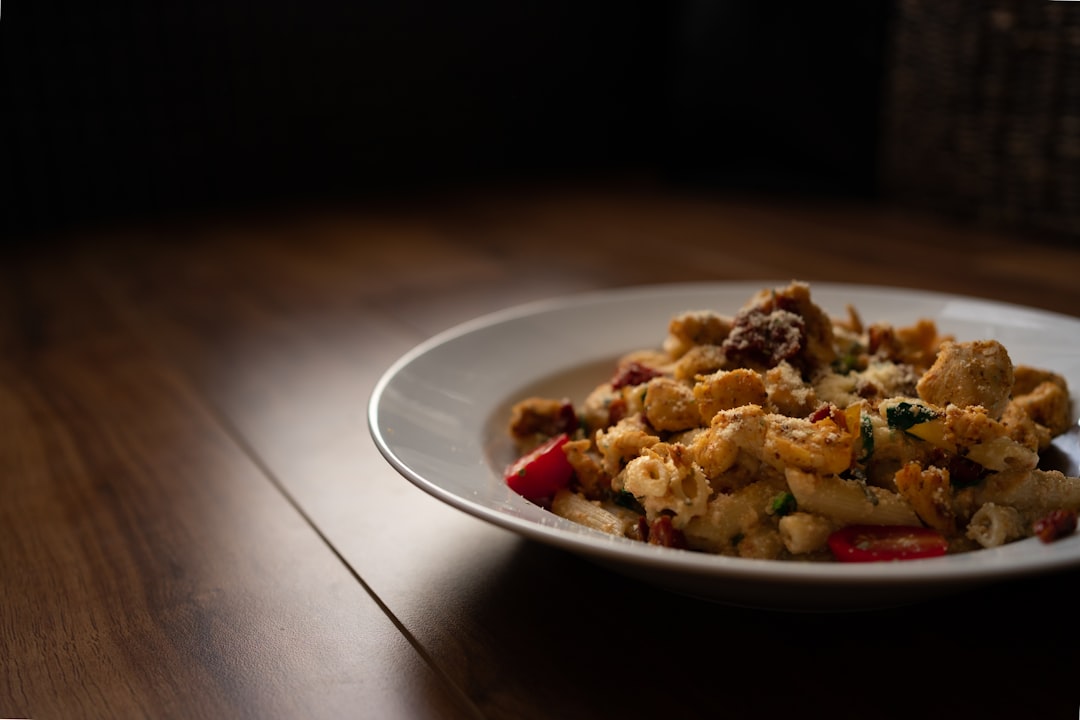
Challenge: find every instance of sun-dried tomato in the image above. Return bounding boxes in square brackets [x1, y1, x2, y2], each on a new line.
[1033, 509, 1077, 543]
[647, 515, 687, 549]
[610, 361, 662, 390]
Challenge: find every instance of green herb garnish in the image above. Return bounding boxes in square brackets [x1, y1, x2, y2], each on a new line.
[860, 414, 875, 460]
[769, 492, 797, 517]
[614, 490, 646, 515]
[885, 401, 938, 432]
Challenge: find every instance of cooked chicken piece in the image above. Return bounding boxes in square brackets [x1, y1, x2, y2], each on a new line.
[916, 339, 1014, 418]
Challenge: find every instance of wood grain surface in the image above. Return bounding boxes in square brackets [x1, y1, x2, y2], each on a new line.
[3, 184, 1079, 719]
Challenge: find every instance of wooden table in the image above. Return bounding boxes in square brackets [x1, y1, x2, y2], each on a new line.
[4, 183, 1080, 719]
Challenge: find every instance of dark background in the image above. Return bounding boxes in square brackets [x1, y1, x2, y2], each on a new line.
[0, 1, 919, 238]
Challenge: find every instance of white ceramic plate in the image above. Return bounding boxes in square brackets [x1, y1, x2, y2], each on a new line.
[368, 282, 1080, 611]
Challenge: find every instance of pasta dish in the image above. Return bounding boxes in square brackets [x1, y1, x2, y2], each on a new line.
[504, 281, 1079, 562]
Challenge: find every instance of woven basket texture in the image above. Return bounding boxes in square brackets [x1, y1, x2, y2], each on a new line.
[882, 0, 1080, 239]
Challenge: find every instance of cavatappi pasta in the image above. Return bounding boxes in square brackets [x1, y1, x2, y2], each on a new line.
[507, 281, 1080, 561]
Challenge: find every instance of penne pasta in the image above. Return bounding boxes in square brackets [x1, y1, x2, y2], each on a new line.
[785, 468, 921, 527]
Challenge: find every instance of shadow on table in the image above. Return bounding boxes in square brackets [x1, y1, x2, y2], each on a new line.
[448, 539, 1077, 719]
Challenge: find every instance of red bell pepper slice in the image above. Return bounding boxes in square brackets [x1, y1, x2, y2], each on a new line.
[827, 524, 948, 563]
[505, 433, 574, 503]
